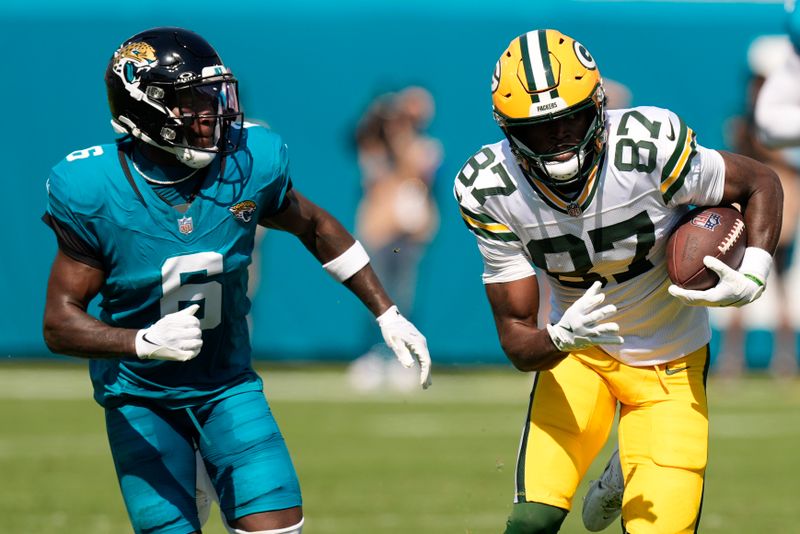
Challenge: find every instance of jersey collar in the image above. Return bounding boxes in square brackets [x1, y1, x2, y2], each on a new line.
[523, 156, 603, 216]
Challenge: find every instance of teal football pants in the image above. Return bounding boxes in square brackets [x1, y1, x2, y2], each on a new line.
[105, 390, 302, 534]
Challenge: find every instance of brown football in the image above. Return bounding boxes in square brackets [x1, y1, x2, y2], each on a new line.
[666, 206, 747, 290]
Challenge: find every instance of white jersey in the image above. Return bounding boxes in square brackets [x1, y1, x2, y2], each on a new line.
[454, 106, 726, 366]
[755, 51, 800, 148]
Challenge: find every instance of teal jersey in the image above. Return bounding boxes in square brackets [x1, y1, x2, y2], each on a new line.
[45, 123, 291, 408]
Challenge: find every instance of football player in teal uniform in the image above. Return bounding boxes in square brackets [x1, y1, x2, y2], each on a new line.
[42, 27, 431, 534]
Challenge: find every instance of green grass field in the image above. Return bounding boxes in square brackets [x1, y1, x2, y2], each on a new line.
[1, 363, 799, 533]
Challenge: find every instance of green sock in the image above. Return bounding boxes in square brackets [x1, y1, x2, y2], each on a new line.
[503, 502, 568, 534]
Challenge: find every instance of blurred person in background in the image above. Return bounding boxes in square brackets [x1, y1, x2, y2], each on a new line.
[456, 29, 781, 533]
[41, 27, 431, 534]
[715, 34, 800, 377]
[755, 0, 800, 149]
[347, 86, 442, 392]
[755, 0, 800, 373]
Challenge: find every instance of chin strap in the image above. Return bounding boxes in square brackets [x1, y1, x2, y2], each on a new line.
[111, 117, 217, 169]
[175, 146, 218, 168]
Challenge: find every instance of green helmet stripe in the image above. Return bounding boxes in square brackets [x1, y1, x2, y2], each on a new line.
[518, 34, 540, 104]
[537, 30, 556, 90]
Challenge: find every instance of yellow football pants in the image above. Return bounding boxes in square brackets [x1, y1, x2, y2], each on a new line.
[514, 345, 709, 534]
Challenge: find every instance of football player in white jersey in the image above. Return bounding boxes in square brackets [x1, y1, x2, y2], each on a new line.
[455, 29, 783, 533]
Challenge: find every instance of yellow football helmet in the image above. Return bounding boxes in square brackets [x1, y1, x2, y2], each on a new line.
[492, 29, 606, 186]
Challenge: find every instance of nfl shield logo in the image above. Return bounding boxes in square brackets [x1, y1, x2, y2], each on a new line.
[178, 216, 194, 235]
[567, 202, 582, 217]
[691, 212, 721, 231]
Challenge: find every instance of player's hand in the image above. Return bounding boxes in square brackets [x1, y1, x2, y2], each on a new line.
[135, 305, 203, 361]
[668, 251, 769, 307]
[546, 281, 624, 352]
[377, 305, 432, 389]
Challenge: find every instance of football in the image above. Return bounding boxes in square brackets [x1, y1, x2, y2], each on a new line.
[666, 206, 747, 290]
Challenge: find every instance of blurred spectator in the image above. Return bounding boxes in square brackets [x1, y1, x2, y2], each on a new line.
[755, 1, 800, 148]
[348, 86, 443, 391]
[714, 34, 800, 376]
[604, 78, 633, 110]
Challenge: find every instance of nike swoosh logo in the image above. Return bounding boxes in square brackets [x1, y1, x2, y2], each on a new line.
[564, 326, 574, 333]
[666, 120, 676, 141]
[665, 365, 689, 375]
[142, 333, 159, 346]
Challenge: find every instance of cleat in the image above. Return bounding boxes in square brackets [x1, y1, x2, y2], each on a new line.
[582, 448, 624, 531]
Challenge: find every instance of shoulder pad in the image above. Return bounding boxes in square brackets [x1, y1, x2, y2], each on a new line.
[49, 143, 117, 205]
[453, 141, 518, 211]
[606, 106, 698, 202]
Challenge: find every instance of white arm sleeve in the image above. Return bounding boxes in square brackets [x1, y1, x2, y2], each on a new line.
[755, 53, 800, 148]
[667, 145, 726, 207]
[477, 237, 536, 284]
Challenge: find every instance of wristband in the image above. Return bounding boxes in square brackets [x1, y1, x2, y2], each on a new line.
[740, 247, 772, 285]
[322, 240, 370, 282]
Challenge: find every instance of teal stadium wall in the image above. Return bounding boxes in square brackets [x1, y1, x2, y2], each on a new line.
[0, 0, 787, 364]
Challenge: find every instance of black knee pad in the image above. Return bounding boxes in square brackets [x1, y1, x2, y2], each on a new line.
[504, 502, 568, 534]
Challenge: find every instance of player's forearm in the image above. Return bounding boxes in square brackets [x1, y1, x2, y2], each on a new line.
[721, 152, 783, 254]
[738, 166, 783, 254]
[343, 266, 394, 317]
[43, 303, 136, 359]
[742, 176, 783, 254]
[497, 321, 567, 372]
[303, 211, 394, 316]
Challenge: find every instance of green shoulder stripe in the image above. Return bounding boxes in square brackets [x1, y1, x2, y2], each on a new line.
[660, 115, 689, 184]
[465, 223, 521, 242]
[459, 207, 520, 242]
[459, 205, 500, 225]
[662, 133, 698, 204]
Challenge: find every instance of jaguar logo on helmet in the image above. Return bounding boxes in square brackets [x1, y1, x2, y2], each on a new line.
[112, 42, 157, 86]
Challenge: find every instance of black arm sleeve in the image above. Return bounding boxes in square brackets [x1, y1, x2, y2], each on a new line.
[42, 212, 105, 271]
[273, 179, 293, 215]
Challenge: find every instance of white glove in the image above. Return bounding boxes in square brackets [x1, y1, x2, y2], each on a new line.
[668, 247, 772, 308]
[135, 304, 203, 361]
[546, 281, 624, 352]
[377, 305, 432, 389]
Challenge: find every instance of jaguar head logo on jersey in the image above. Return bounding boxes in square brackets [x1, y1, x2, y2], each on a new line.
[229, 200, 257, 223]
[492, 29, 606, 188]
